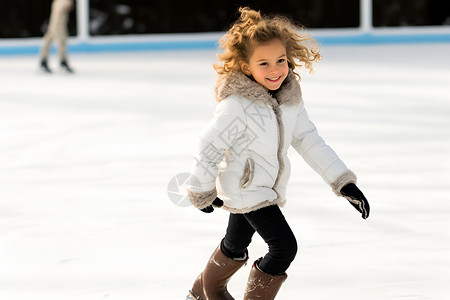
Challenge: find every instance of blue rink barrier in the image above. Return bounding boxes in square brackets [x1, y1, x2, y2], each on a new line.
[1, 32, 450, 55]
[316, 32, 450, 45]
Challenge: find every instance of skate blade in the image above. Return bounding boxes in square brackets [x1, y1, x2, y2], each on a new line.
[61, 67, 74, 74]
[187, 290, 203, 300]
[40, 67, 52, 74]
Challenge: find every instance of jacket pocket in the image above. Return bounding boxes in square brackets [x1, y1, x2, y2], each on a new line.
[239, 158, 255, 189]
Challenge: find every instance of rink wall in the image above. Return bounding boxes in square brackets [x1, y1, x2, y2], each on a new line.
[1, 0, 450, 56]
[1, 29, 450, 56]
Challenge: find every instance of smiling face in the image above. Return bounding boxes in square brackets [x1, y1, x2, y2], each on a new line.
[239, 39, 289, 91]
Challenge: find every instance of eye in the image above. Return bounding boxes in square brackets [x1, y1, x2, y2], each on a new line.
[278, 58, 286, 63]
[259, 62, 268, 66]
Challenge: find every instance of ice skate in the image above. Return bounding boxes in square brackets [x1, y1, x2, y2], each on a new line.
[186, 291, 200, 299]
[40, 59, 52, 73]
[60, 60, 74, 73]
[189, 244, 248, 300]
[243, 259, 287, 300]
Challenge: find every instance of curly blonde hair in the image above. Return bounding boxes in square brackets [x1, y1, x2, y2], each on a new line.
[214, 7, 322, 79]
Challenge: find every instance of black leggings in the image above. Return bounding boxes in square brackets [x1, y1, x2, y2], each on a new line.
[222, 205, 297, 275]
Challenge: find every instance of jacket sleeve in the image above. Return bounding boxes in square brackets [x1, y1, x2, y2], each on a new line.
[187, 97, 247, 209]
[290, 102, 356, 196]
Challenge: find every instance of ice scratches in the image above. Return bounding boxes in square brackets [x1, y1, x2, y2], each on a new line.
[59, 258, 78, 263]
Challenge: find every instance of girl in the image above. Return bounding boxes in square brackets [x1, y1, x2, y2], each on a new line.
[187, 7, 370, 300]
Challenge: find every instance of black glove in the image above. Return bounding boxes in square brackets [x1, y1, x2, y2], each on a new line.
[340, 183, 370, 219]
[200, 197, 224, 213]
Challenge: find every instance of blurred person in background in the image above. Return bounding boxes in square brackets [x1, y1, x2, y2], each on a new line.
[39, 0, 74, 73]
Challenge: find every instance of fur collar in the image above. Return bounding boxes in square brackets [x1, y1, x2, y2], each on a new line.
[214, 70, 302, 107]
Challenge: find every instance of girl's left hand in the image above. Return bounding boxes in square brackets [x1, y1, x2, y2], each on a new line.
[340, 183, 370, 219]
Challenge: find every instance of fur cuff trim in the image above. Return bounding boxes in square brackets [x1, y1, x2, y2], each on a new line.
[331, 170, 357, 196]
[187, 188, 217, 209]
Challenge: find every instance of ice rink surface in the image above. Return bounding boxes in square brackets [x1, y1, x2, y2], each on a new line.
[0, 43, 449, 299]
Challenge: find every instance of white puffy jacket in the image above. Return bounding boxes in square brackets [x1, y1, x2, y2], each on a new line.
[187, 70, 356, 214]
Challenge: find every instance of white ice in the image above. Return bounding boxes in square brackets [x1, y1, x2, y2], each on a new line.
[0, 43, 449, 300]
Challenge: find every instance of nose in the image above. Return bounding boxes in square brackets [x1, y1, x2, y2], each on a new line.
[269, 64, 280, 74]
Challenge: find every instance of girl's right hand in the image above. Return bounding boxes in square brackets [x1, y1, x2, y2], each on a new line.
[200, 197, 224, 213]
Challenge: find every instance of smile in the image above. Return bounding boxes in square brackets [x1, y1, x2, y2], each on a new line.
[267, 76, 281, 82]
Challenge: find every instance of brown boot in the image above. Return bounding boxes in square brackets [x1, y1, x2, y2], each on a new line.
[243, 261, 287, 300]
[189, 245, 248, 300]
